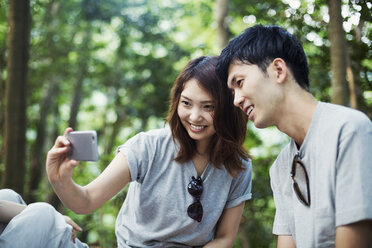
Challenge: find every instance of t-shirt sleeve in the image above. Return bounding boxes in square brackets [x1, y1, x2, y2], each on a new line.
[335, 119, 372, 227]
[225, 159, 253, 209]
[116, 132, 154, 183]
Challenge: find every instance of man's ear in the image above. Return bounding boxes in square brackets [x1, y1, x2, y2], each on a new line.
[272, 58, 287, 84]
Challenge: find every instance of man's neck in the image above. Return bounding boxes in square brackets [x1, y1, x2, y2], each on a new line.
[275, 90, 318, 147]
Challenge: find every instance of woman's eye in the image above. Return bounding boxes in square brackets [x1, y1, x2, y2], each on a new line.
[204, 105, 215, 111]
[181, 100, 190, 106]
[237, 79, 243, 87]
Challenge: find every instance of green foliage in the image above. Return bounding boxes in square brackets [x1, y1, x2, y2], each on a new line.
[0, 0, 370, 247]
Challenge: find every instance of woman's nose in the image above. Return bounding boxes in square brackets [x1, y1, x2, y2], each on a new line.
[189, 108, 202, 122]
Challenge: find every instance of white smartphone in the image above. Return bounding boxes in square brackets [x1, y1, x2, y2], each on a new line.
[66, 130, 99, 161]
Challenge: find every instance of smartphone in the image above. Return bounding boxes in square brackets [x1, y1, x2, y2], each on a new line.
[66, 131, 99, 161]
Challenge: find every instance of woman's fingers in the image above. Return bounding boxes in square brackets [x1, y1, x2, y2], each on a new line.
[52, 127, 73, 149]
[64, 127, 74, 136]
[53, 135, 70, 148]
[46, 128, 79, 183]
[49, 146, 69, 157]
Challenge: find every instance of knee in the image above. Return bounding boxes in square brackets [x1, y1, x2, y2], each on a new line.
[3, 203, 70, 244]
[26, 202, 57, 221]
[20, 202, 62, 232]
[24, 203, 72, 234]
[0, 189, 25, 204]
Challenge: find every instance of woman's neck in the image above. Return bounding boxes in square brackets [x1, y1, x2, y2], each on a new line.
[193, 140, 211, 176]
[195, 139, 210, 156]
[192, 153, 209, 176]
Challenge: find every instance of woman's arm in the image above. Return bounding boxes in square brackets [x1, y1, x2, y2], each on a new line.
[46, 128, 131, 214]
[203, 202, 245, 248]
[277, 235, 296, 248]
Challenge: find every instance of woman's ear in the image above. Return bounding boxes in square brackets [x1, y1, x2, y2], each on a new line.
[272, 58, 288, 84]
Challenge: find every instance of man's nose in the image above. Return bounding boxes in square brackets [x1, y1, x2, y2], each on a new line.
[233, 91, 244, 109]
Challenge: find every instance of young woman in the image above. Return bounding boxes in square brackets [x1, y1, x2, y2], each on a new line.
[47, 56, 252, 247]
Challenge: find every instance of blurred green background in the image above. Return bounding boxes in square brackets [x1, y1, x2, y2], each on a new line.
[0, 0, 371, 247]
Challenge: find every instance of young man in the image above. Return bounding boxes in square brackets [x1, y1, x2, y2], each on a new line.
[216, 24, 372, 247]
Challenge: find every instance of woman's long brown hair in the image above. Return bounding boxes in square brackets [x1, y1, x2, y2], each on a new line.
[166, 56, 248, 177]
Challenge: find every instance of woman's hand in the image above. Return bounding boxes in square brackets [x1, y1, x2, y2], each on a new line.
[63, 215, 83, 244]
[45, 127, 131, 214]
[46, 127, 79, 185]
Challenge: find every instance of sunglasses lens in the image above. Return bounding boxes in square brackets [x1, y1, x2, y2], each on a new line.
[187, 176, 203, 221]
[187, 177, 203, 198]
[187, 201, 203, 222]
[294, 164, 309, 199]
[291, 156, 310, 207]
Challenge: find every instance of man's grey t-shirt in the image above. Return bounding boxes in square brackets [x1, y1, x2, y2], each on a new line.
[115, 128, 252, 248]
[270, 102, 372, 247]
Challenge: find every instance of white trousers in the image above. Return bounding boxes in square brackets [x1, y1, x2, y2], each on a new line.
[0, 189, 89, 248]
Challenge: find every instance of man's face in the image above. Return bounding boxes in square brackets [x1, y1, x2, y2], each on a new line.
[227, 60, 280, 129]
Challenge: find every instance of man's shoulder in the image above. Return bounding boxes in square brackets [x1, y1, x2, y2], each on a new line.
[318, 102, 371, 131]
[320, 102, 369, 121]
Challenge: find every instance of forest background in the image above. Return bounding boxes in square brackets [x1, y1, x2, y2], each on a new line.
[0, 0, 371, 247]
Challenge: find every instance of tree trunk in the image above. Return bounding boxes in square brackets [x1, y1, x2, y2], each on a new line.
[104, 94, 127, 156]
[25, 0, 62, 202]
[0, 20, 7, 173]
[327, 0, 348, 106]
[0, 53, 5, 176]
[346, 53, 357, 109]
[3, 0, 30, 194]
[68, 29, 91, 129]
[345, 13, 367, 110]
[214, 0, 230, 51]
[350, 14, 370, 118]
[68, 79, 84, 129]
[27, 81, 59, 203]
[47, 103, 63, 210]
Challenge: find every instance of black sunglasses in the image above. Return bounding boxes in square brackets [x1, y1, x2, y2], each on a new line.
[290, 153, 310, 207]
[187, 176, 203, 222]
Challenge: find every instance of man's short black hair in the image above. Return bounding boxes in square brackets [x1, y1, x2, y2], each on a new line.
[216, 24, 310, 91]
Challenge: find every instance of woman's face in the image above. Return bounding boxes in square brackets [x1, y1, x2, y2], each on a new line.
[177, 79, 216, 146]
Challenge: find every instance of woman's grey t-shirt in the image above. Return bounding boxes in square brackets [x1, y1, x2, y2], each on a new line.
[115, 128, 252, 248]
[270, 102, 372, 247]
